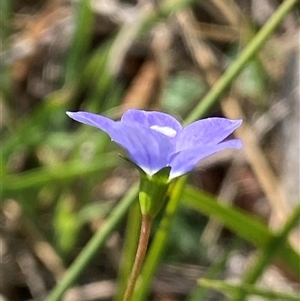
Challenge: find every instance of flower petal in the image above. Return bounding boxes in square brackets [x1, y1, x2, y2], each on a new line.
[66, 111, 174, 175]
[66, 111, 114, 132]
[169, 139, 243, 179]
[121, 109, 182, 137]
[111, 123, 174, 175]
[175, 118, 242, 151]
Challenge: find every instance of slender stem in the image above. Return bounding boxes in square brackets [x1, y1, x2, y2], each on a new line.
[132, 177, 187, 301]
[114, 204, 141, 301]
[122, 214, 152, 301]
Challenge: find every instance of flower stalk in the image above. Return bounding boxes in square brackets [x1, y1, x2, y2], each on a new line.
[122, 214, 152, 301]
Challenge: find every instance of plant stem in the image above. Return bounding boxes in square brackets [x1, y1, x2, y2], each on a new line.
[122, 214, 152, 301]
[132, 177, 187, 301]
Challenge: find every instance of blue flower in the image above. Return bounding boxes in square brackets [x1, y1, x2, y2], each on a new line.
[66, 109, 242, 180]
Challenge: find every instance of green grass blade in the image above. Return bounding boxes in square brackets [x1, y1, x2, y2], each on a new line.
[198, 279, 299, 301]
[184, 186, 270, 247]
[186, 245, 234, 301]
[0, 0, 13, 100]
[2, 92, 70, 160]
[64, 0, 94, 84]
[232, 204, 300, 300]
[53, 194, 82, 257]
[2, 153, 120, 194]
[45, 183, 139, 301]
[183, 185, 300, 278]
[184, 0, 298, 125]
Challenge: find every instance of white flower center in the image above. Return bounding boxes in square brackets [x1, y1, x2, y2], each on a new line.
[150, 125, 177, 137]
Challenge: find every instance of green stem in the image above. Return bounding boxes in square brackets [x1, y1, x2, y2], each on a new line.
[45, 184, 138, 301]
[184, 0, 298, 125]
[132, 176, 187, 301]
[122, 214, 153, 301]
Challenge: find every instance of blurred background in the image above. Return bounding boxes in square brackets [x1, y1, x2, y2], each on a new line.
[1, 0, 299, 300]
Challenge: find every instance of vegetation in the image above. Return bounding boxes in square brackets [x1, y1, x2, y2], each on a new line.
[1, 0, 299, 300]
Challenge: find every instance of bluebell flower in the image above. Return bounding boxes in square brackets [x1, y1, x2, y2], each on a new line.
[66, 109, 242, 180]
